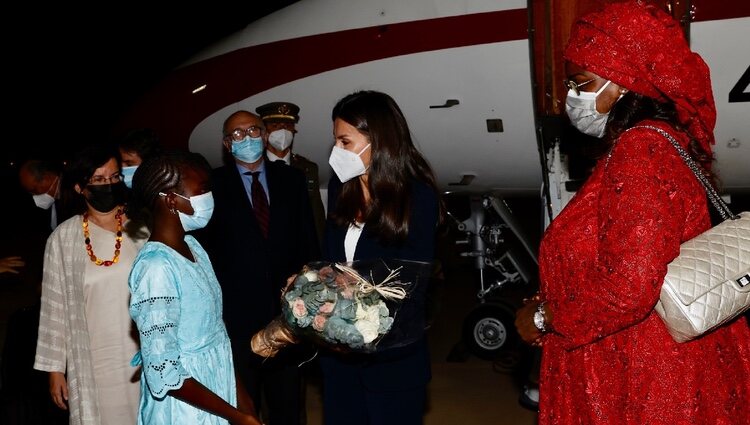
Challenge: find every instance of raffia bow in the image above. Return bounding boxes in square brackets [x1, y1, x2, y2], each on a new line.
[334, 263, 408, 300]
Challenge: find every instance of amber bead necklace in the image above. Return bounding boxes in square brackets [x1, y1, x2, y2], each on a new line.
[82, 207, 123, 266]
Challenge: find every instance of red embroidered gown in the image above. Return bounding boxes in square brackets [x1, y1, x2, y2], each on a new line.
[538, 122, 750, 424]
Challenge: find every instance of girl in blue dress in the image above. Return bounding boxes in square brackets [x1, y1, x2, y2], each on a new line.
[127, 150, 261, 425]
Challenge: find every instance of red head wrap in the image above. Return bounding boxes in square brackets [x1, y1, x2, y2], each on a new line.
[564, 1, 716, 152]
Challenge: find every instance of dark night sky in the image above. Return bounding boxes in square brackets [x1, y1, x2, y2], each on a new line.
[3, 2, 298, 163]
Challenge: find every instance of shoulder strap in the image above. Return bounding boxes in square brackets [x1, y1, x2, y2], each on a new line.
[631, 125, 737, 221]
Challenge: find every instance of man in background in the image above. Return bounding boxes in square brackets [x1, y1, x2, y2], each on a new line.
[116, 128, 162, 189]
[198, 110, 319, 425]
[2, 158, 68, 285]
[256, 102, 325, 245]
[1, 160, 69, 424]
[18, 159, 64, 234]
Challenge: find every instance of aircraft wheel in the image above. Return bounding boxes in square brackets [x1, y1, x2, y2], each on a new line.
[462, 304, 519, 360]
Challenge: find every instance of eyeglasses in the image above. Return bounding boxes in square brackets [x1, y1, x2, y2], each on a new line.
[563, 77, 600, 96]
[225, 126, 264, 142]
[89, 173, 122, 185]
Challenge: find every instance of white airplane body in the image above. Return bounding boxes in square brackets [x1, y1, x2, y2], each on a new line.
[693, 16, 750, 190]
[120, 0, 749, 200]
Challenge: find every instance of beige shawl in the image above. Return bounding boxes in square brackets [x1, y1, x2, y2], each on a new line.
[34, 215, 146, 425]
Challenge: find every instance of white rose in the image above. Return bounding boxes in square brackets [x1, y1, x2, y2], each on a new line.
[355, 302, 367, 320]
[303, 271, 319, 282]
[355, 303, 382, 343]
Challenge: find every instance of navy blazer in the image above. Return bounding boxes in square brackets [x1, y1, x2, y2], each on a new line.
[322, 176, 439, 391]
[197, 160, 320, 341]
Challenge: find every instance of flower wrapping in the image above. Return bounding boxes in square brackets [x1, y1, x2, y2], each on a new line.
[252, 259, 432, 356]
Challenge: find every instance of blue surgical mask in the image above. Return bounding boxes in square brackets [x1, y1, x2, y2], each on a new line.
[121, 166, 138, 189]
[159, 191, 215, 232]
[231, 136, 264, 163]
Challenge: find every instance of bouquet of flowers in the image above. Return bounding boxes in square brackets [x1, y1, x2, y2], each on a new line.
[252, 259, 432, 357]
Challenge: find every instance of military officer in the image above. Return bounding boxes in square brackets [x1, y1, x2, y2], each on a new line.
[256, 102, 325, 244]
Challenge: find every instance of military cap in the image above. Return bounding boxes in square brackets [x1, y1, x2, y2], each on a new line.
[255, 102, 300, 123]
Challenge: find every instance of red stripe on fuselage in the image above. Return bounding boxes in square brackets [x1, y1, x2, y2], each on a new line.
[117, 8, 529, 148]
[692, 0, 750, 22]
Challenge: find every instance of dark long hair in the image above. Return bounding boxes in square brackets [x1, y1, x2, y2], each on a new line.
[126, 150, 211, 230]
[605, 92, 717, 186]
[331, 90, 441, 245]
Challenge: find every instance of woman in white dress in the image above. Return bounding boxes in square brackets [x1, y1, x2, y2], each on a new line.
[34, 145, 147, 425]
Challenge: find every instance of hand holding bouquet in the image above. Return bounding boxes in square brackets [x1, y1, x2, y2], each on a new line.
[251, 259, 431, 357]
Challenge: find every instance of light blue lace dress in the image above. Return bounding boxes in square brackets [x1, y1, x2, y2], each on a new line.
[128, 235, 236, 425]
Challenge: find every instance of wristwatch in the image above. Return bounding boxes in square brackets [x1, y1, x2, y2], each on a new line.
[533, 302, 548, 333]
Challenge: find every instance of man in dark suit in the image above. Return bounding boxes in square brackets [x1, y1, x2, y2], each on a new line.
[198, 110, 319, 425]
[256, 102, 326, 246]
[17, 159, 64, 234]
[1, 162, 70, 424]
[2, 159, 69, 286]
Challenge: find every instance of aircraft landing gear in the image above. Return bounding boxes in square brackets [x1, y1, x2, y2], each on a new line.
[462, 303, 519, 360]
[447, 194, 538, 361]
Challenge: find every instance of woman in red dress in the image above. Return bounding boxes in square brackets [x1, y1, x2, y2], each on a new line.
[515, 2, 750, 424]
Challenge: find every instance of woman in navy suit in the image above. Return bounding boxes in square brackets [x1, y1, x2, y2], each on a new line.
[321, 90, 441, 425]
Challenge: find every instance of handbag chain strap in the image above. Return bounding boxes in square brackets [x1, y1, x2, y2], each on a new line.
[632, 125, 738, 221]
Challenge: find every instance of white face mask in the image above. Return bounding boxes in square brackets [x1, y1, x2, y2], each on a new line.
[329, 144, 371, 183]
[268, 129, 294, 151]
[159, 191, 215, 232]
[33, 193, 55, 210]
[32, 176, 58, 209]
[565, 80, 614, 138]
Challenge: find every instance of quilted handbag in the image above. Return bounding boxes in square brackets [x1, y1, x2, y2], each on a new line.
[638, 126, 750, 342]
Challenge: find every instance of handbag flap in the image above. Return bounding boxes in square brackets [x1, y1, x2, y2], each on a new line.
[665, 212, 750, 305]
